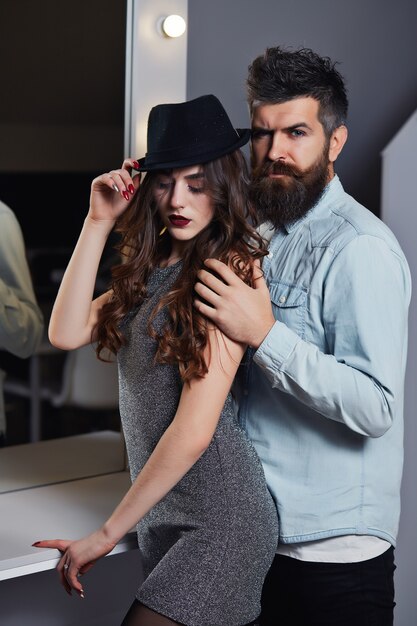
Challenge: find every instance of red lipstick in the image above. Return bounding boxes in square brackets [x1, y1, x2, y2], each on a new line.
[169, 215, 191, 227]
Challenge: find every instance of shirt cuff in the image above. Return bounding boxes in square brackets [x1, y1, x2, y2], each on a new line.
[254, 321, 300, 370]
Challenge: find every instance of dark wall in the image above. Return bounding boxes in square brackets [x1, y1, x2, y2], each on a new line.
[187, 4, 417, 624]
[0, 0, 126, 259]
[0, 0, 126, 172]
[187, 0, 417, 216]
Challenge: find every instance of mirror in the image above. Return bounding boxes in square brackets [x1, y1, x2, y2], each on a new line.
[0, 0, 127, 462]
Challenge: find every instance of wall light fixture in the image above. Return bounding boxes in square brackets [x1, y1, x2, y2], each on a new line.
[158, 14, 186, 38]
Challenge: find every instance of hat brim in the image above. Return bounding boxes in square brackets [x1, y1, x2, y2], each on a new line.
[137, 128, 251, 172]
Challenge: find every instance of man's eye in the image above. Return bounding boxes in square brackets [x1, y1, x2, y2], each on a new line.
[290, 129, 305, 137]
[251, 129, 271, 140]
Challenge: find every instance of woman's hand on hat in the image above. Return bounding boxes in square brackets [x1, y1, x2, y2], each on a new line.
[87, 157, 141, 226]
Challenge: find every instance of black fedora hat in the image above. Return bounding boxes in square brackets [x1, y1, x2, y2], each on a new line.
[137, 94, 251, 172]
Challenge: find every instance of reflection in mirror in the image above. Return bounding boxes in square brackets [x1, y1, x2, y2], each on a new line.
[0, 0, 126, 451]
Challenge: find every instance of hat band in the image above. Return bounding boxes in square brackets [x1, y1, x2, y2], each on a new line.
[144, 132, 240, 166]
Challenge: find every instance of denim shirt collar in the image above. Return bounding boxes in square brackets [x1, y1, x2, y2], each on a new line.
[261, 175, 344, 278]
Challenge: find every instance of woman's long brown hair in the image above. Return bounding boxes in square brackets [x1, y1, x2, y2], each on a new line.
[94, 149, 268, 381]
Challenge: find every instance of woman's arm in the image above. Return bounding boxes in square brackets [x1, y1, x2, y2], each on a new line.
[48, 219, 112, 349]
[103, 329, 245, 542]
[48, 159, 140, 350]
[33, 327, 245, 596]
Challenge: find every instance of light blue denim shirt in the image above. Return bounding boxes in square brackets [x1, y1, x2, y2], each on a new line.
[235, 175, 411, 545]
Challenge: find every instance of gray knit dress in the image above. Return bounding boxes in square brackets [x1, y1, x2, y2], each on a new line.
[117, 261, 278, 626]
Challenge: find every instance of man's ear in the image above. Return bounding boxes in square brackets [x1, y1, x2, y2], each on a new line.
[329, 125, 348, 163]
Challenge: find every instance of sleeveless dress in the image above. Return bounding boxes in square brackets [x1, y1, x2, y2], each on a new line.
[117, 261, 278, 626]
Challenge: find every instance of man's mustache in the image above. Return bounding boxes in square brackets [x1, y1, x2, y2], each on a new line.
[254, 160, 301, 180]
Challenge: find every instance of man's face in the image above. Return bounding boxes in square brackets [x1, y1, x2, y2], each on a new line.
[249, 97, 332, 228]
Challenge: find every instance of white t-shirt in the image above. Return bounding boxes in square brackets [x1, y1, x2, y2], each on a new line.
[276, 535, 391, 563]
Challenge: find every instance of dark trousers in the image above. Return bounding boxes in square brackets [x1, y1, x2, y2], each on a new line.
[260, 547, 396, 626]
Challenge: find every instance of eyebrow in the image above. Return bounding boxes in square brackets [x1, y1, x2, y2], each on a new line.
[285, 122, 312, 132]
[184, 172, 205, 180]
[252, 122, 313, 133]
[158, 171, 204, 179]
[252, 126, 273, 134]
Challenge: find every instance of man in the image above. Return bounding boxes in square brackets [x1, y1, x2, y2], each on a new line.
[0, 199, 43, 443]
[194, 47, 411, 625]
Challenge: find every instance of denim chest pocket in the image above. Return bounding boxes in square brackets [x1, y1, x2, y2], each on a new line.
[269, 281, 308, 339]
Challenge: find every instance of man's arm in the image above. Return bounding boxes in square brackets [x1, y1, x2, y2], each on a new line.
[0, 206, 43, 357]
[194, 236, 411, 438]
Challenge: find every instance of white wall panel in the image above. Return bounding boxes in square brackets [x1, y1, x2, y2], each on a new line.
[124, 0, 188, 161]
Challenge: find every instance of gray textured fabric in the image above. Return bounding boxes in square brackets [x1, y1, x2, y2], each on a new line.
[118, 262, 278, 626]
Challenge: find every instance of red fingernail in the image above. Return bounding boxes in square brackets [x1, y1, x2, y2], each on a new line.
[133, 160, 140, 170]
[128, 184, 134, 194]
[32, 541, 41, 546]
[122, 191, 129, 201]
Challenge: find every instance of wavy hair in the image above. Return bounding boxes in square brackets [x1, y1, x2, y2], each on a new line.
[94, 149, 268, 381]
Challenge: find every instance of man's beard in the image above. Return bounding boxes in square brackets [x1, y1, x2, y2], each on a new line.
[249, 145, 330, 229]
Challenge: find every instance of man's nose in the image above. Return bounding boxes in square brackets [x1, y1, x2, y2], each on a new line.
[267, 133, 287, 162]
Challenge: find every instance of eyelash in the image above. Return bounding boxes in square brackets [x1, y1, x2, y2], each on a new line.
[157, 182, 204, 194]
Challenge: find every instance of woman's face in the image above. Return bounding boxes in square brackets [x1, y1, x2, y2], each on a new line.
[154, 165, 215, 253]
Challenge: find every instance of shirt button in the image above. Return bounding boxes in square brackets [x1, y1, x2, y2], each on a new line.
[267, 251, 274, 259]
[243, 389, 249, 396]
[279, 295, 287, 304]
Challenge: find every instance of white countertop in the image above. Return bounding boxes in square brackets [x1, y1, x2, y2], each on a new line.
[0, 433, 136, 581]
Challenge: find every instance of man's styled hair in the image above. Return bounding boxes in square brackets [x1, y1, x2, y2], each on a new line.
[247, 46, 348, 136]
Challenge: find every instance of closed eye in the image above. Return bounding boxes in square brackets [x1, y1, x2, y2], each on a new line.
[184, 172, 205, 194]
[156, 180, 173, 190]
[188, 185, 205, 194]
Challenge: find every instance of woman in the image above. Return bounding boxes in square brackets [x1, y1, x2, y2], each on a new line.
[33, 95, 278, 626]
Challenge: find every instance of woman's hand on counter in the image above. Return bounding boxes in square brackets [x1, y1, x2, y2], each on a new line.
[32, 530, 116, 597]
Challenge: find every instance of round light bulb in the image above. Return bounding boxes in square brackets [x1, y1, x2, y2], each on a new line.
[161, 15, 186, 38]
